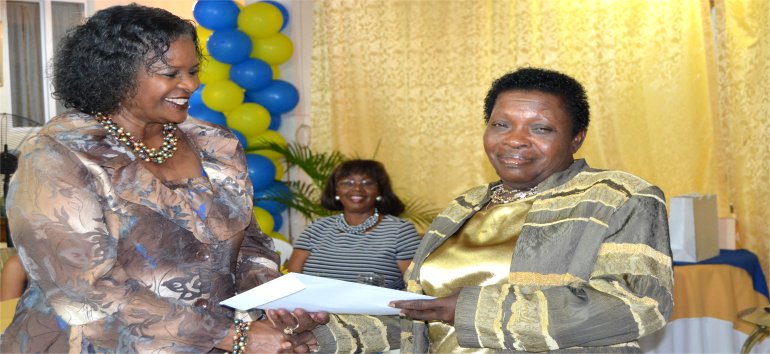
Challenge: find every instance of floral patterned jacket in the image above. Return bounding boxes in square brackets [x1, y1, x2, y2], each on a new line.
[1, 112, 280, 353]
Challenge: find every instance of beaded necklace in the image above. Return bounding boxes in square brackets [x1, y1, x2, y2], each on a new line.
[95, 113, 179, 164]
[337, 208, 380, 234]
[489, 184, 539, 204]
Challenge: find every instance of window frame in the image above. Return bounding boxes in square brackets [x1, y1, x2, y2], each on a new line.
[1, 0, 91, 125]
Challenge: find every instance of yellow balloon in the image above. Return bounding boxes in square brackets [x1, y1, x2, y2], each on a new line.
[253, 206, 275, 233]
[271, 65, 280, 80]
[252, 149, 284, 161]
[238, 2, 283, 38]
[202, 80, 244, 112]
[199, 56, 231, 84]
[247, 130, 288, 149]
[269, 231, 288, 243]
[273, 158, 285, 180]
[197, 26, 213, 42]
[225, 103, 271, 137]
[250, 33, 294, 65]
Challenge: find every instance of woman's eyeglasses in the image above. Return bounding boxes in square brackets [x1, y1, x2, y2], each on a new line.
[336, 179, 377, 189]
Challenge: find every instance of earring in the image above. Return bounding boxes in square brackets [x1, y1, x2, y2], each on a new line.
[376, 196, 382, 202]
[335, 195, 340, 201]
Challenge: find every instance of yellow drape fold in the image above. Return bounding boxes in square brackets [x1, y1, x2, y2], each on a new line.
[713, 0, 770, 276]
[311, 0, 768, 276]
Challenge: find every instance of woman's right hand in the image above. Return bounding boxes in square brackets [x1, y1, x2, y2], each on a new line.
[244, 320, 296, 353]
[216, 319, 297, 353]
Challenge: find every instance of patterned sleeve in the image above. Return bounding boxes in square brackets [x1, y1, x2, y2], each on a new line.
[8, 136, 231, 350]
[236, 214, 282, 293]
[312, 314, 402, 352]
[454, 186, 674, 351]
[395, 220, 421, 260]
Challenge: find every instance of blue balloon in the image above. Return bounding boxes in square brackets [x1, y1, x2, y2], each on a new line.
[261, 1, 290, 31]
[189, 86, 205, 111]
[245, 80, 299, 114]
[230, 129, 248, 148]
[270, 210, 283, 231]
[246, 154, 277, 192]
[268, 113, 282, 131]
[208, 29, 252, 64]
[191, 106, 227, 126]
[230, 58, 273, 91]
[254, 181, 291, 215]
[193, 1, 240, 30]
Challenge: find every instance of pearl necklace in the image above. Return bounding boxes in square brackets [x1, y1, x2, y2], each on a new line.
[95, 113, 179, 164]
[490, 184, 538, 204]
[337, 208, 380, 234]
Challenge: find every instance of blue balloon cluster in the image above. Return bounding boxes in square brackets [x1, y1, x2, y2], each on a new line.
[191, 0, 297, 234]
[254, 181, 292, 230]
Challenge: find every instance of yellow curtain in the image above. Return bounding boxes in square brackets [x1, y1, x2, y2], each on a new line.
[311, 0, 767, 275]
[713, 0, 770, 277]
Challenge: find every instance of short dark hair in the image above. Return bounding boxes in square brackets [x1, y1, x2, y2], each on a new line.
[320, 160, 406, 216]
[483, 67, 590, 136]
[53, 4, 200, 115]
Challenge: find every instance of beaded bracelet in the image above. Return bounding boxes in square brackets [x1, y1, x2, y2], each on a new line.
[228, 318, 251, 354]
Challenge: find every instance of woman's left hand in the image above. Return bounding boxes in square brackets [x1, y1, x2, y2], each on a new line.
[390, 290, 460, 325]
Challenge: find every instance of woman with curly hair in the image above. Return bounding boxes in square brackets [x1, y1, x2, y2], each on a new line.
[1, 4, 325, 353]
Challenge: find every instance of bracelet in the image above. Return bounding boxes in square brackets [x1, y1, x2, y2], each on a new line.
[228, 318, 251, 354]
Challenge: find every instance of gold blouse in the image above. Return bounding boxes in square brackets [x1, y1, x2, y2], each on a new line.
[420, 199, 535, 353]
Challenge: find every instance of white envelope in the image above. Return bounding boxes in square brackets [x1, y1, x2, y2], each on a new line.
[220, 273, 434, 315]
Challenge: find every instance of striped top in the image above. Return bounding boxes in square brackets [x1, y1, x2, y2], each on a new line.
[293, 214, 421, 289]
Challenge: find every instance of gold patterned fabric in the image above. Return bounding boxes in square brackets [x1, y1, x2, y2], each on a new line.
[311, 0, 768, 278]
[713, 0, 770, 281]
[311, 0, 721, 212]
[401, 160, 673, 353]
[421, 201, 532, 353]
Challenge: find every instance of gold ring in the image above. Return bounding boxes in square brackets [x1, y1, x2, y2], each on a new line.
[283, 327, 294, 335]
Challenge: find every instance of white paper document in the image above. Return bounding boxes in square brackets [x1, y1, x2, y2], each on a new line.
[220, 273, 434, 315]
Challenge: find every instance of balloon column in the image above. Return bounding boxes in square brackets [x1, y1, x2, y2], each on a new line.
[191, 0, 298, 266]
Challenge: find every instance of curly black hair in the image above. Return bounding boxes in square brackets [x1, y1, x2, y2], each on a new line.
[320, 160, 406, 216]
[52, 4, 201, 116]
[483, 67, 590, 136]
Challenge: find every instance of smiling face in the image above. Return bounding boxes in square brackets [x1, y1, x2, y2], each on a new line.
[121, 36, 200, 125]
[335, 173, 380, 215]
[484, 90, 586, 189]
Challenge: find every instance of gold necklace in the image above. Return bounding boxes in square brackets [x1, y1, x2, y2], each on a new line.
[490, 184, 538, 204]
[95, 113, 179, 164]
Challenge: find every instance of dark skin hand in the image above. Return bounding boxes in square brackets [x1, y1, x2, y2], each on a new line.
[267, 308, 330, 353]
[389, 290, 461, 325]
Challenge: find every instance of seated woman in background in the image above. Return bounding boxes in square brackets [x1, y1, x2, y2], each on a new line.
[286, 160, 421, 289]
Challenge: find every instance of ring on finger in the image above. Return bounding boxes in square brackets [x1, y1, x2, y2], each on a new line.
[283, 327, 295, 335]
[289, 313, 301, 331]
